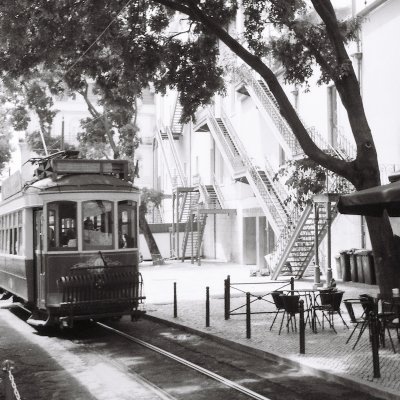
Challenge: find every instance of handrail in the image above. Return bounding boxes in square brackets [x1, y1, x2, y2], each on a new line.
[212, 173, 225, 208]
[170, 93, 183, 134]
[238, 65, 355, 161]
[220, 109, 289, 227]
[155, 123, 175, 187]
[206, 109, 245, 171]
[166, 125, 187, 186]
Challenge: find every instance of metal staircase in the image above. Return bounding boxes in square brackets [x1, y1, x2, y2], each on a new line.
[237, 65, 356, 160]
[268, 202, 339, 279]
[171, 94, 184, 137]
[235, 65, 356, 279]
[203, 109, 289, 234]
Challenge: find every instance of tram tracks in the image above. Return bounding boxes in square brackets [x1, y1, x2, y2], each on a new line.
[97, 321, 272, 400]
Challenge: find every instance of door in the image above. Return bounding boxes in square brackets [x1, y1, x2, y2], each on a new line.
[33, 209, 46, 309]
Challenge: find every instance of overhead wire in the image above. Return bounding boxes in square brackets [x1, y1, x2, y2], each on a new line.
[9, 0, 135, 155]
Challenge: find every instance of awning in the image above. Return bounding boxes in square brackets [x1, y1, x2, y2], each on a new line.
[337, 179, 400, 217]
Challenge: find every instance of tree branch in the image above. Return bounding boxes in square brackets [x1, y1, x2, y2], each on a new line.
[151, 0, 351, 179]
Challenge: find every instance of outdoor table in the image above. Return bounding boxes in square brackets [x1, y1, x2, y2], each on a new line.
[283, 288, 321, 333]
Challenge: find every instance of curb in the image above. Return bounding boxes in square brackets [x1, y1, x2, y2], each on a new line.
[144, 313, 400, 400]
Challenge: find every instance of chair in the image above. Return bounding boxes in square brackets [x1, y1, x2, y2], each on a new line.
[343, 298, 370, 349]
[280, 294, 300, 334]
[315, 290, 348, 333]
[269, 291, 285, 331]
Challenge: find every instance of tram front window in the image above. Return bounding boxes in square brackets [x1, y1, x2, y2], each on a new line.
[48, 201, 77, 250]
[118, 200, 137, 248]
[83, 200, 113, 250]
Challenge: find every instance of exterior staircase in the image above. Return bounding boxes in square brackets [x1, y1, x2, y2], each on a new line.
[177, 190, 201, 259]
[268, 202, 339, 279]
[171, 94, 184, 137]
[236, 65, 355, 279]
[202, 108, 290, 235]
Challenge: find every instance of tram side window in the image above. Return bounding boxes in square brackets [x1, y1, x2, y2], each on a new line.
[83, 200, 113, 250]
[118, 201, 137, 248]
[48, 201, 77, 250]
[0, 211, 23, 255]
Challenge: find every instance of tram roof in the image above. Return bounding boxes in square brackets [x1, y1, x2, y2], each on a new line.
[27, 173, 139, 193]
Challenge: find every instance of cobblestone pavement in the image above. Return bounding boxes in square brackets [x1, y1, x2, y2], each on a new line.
[140, 260, 400, 400]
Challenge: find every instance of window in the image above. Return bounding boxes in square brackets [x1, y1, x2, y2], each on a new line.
[48, 201, 77, 250]
[83, 200, 113, 250]
[0, 211, 24, 255]
[118, 201, 137, 249]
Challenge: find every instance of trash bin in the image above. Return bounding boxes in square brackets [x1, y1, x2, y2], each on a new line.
[335, 255, 342, 280]
[355, 250, 366, 283]
[361, 250, 376, 285]
[340, 250, 351, 282]
[348, 249, 358, 282]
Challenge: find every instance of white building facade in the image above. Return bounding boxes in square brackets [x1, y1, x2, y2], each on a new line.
[146, 0, 400, 279]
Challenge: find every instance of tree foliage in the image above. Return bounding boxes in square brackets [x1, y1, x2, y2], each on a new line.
[0, 1, 397, 290]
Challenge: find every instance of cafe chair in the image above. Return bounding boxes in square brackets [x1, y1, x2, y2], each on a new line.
[360, 294, 396, 352]
[315, 290, 348, 333]
[280, 294, 301, 335]
[269, 291, 285, 331]
[343, 298, 370, 349]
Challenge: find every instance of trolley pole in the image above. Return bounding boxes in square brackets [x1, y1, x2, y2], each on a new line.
[173, 282, 177, 318]
[206, 286, 210, 327]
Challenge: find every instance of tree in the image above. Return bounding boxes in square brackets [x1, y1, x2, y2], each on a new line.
[0, 1, 396, 294]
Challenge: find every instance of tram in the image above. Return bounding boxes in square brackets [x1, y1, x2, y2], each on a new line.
[0, 152, 145, 328]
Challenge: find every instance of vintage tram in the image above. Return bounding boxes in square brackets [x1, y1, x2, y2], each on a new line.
[0, 153, 144, 328]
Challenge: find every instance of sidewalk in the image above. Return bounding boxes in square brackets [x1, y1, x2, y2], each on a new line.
[140, 259, 400, 400]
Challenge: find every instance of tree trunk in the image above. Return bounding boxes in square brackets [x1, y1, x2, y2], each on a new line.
[139, 203, 164, 265]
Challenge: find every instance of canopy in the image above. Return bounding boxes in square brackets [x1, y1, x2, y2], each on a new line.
[337, 179, 400, 217]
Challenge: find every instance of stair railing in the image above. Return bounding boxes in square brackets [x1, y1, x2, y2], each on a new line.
[238, 65, 355, 161]
[220, 109, 289, 229]
[166, 125, 187, 187]
[155, 122, 176, 188]
[212, 174, 225, 209]
[237, 65, 302, 156]
[170, 93, 183, 135]
[206, 109, 245, 172]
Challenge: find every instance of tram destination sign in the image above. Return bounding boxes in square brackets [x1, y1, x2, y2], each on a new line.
[1, 171, 23, 200]
[50, 159, 128, 179]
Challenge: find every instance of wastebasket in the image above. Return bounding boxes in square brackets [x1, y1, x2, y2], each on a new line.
[361, 250, 376, 285]
[348, 249, 358, 282]
[335, 255, 342, 280]
[340, 250, 351, 282]
[355, 250, 366, 283]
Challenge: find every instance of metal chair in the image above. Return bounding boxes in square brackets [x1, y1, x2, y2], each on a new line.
[343, 298, 370, 349]
[269, 291, 285, 331]
[315, 290, 348, 333]
[280, 294, 300, 334]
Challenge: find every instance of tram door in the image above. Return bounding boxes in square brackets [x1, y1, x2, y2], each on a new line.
[33, 210, 46, 309]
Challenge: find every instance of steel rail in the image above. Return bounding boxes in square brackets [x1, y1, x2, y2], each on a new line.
[97, 322, 272, 400]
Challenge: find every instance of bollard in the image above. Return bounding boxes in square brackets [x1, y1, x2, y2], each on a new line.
[173, 282, 177, 318]
[246, 292, 251, 339]
[206, 286, 210, 327]
[370, 311, 380, 378]
[224, 275, 231, 320]
[290, 277, 295, 294]
[2, 359, 20, 400]
[299, 300, 305, 354]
